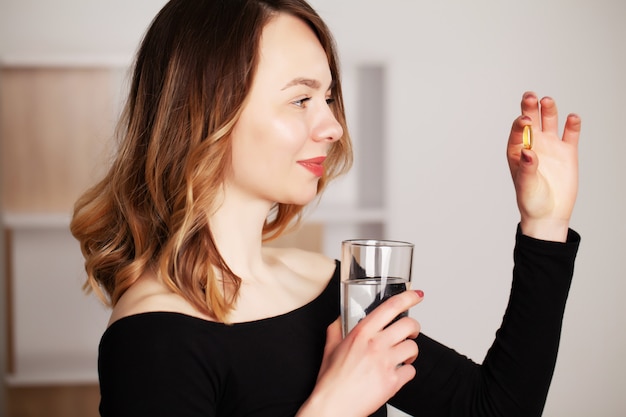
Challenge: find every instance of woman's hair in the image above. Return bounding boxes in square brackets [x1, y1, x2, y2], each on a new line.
[70, 0, 352, 322]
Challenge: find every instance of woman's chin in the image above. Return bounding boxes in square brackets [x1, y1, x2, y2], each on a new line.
[284, 190, 319, 207]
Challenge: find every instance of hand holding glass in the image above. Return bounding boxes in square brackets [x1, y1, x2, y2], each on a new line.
[340, 239, 414, 336]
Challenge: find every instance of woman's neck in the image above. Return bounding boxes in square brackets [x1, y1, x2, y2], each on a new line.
[208, 188, 274, 280]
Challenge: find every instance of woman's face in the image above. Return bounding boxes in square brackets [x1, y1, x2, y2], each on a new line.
[227, 12, 343, 207]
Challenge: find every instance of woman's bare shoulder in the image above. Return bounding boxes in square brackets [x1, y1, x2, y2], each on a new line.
[107, 272, 211, 327]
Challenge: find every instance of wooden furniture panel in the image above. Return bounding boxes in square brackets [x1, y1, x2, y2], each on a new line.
[266, 223, 324, 253]
[6, 384, 100, 417]
[4, 229, 14, 376]
[0, 67, 116, 213]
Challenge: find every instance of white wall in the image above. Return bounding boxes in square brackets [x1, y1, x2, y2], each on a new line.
[309, 1, 626, 416]
[0, 0, 166, 62]
[1, 0, 624, 416]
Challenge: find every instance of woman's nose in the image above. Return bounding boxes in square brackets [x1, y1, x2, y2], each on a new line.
[312, 105, 343, 143]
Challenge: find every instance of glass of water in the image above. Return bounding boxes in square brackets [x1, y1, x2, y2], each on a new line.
[340, 239, 414, 336]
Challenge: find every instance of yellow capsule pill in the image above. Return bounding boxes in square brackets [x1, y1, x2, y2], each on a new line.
[522, 125, 533, 150]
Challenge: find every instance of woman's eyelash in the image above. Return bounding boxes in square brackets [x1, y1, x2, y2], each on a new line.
[293, 97, 311, 107]
[292, 97, 335, 108]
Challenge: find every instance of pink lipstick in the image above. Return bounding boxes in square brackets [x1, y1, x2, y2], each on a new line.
[297, 156, 326, 177]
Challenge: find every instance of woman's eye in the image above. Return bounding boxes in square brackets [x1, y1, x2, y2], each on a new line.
[293, 97, 311, 108]
[292, 97, 335, 108]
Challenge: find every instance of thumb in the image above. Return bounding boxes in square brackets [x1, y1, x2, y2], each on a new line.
[325, 318, 343, 354]
[317, 318, 343, 380]
[517, 148, 538, 183]
[515, 148, 543, 214]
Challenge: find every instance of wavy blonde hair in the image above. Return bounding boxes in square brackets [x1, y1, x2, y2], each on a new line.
[70, 0, 352, 322]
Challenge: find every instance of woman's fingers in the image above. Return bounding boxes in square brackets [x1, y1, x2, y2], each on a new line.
[367, 323, 419, 369]
[562, 113, 582, 145]
[365, 304, 421, 368]
[539, 96, 559, 134]
[355, 290, 424, 336]
[508, 114, 532, 149]
[394, 338, 419, 366]
[311, 292, 423, 416]
[380, 315, 421, 344]
[521, 91, 540, 127]
[395, 357, 418, 384]
[519, 92, 562, 137]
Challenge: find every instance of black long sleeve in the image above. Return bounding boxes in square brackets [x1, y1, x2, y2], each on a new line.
[389, 227, 580, 417]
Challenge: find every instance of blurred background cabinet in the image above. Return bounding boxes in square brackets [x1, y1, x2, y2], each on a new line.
[1, 66, 118, 213]
[1, 62, 123, 417]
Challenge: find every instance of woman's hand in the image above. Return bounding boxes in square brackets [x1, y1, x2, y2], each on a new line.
[297, 290, 424, 417]
[506, 92, 581, 242]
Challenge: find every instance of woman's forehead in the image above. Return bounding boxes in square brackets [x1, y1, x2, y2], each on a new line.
[255, 13, 332, 89]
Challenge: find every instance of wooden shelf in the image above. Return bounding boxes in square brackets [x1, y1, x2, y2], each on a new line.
[0, 55, 132, 68]
[2, 213, 72, 230]
[5, 353, 98, 386]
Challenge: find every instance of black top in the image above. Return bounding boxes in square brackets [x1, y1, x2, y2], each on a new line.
[98, 227, 580, 417]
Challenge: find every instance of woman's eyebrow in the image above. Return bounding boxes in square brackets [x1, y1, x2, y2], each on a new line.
[281, 77, 334, 91]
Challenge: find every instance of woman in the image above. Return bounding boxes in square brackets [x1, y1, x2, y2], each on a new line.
[70, 0, 581, 416]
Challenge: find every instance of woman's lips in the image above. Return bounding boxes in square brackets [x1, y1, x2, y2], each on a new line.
[297, 156, 326, 177]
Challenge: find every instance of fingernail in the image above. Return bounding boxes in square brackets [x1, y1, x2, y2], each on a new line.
[521, 150, 532, 164]
[414, 290, 424, 298]
[521, 115, 532, 122]
[523, 92, 536, 100]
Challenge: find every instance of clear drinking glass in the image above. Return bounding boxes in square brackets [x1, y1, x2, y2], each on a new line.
[340, 239, 414, 336]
